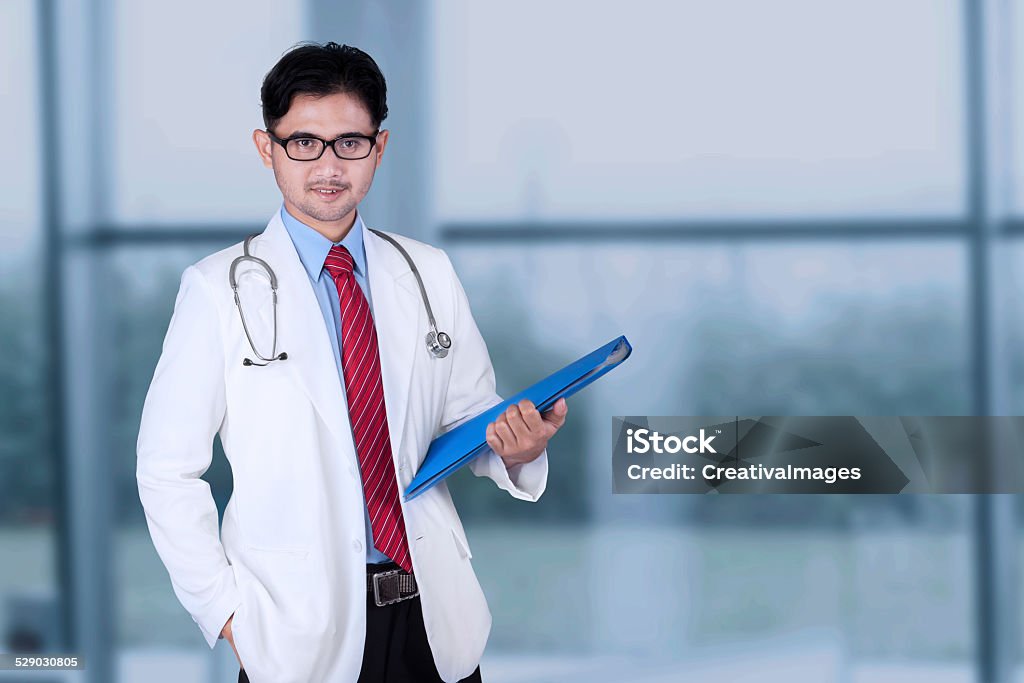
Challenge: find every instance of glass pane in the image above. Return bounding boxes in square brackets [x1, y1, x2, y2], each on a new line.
[1006, 240, 1024, 413]
[448, 240, 969, 418]
[447, 240, 974, 680]
[475, 498, 974, 682]
[0, 0, 60, 660]
[110, 0, 304, 225]
[448, 238, 969, 525]
[0, 0, 42, 252]
[106, 245, 239, 681]
[1012, 3, 1024, 215]
[434, 0, 965, 221]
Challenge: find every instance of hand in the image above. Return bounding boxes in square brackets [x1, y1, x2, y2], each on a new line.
[485, 398, 568, 469]
[222, 614, 243, 670]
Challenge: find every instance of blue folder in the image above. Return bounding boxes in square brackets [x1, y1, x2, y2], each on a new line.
[404, 335, 633, 501]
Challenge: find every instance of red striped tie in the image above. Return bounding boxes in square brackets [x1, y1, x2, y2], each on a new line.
[324, 244, 412, 573]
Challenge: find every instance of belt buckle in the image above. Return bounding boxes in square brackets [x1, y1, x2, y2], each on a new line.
[372, 568, 419, 607]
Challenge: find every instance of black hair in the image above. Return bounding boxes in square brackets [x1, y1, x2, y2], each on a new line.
[260, 42, 388, 132]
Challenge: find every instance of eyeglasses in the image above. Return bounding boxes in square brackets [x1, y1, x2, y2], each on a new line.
[266, 129, 380, 161]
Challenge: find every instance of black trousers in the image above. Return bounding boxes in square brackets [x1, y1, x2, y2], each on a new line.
[238, 561, 483, 683]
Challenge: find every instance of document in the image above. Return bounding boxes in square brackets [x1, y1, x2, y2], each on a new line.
[404, 335, 633, 501]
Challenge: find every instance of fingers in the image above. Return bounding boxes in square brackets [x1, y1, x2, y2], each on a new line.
[488, 399, 566, 457]
[505, 400, 548, 445]
[221, 613, 234, 639]
[486, 421, 507, 454]
[494, 411, 520, 451]
[222, 612, 243, 670]
[504, 402, 532, 442]
[518, 399, 546, 434]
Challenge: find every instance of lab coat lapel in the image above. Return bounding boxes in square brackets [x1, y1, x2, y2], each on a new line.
[364, 226, 421, 463]
[250, 212, 350, 451]
[252, 212, 420, 461]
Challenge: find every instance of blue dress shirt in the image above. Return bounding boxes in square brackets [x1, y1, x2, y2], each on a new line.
[280, 204, 392, 565]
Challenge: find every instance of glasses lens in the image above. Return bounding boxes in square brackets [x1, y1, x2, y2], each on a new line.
[332, 136, 373, 160]
[285, 138, 325, 160]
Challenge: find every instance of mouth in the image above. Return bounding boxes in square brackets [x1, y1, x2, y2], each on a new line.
[311, 187, 346, 201]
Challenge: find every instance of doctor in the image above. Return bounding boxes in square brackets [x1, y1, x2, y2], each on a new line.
[136, 42, 568, 683]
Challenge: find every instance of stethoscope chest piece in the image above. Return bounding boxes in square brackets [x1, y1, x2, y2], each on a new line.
[426, 330, 452, 359]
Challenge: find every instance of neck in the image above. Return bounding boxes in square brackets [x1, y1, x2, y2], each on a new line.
[284, 201, 357, 243]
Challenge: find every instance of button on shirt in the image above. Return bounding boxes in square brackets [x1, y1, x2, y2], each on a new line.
[280, 204, 392, 564]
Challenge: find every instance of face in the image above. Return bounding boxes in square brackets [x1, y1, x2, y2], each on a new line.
[253, 91, 389, 240]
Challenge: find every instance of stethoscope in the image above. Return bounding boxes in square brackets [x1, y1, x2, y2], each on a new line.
[229, 229, 452, 367]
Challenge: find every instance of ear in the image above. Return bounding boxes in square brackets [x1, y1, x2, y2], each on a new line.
[373, 129, 390, 169]
[253, 129, 274, 169]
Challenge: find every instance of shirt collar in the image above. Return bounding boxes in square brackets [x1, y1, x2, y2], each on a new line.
[279, 203, 368, 281]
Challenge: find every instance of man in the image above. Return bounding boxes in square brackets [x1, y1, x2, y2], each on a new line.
[136, 42, 568, 683]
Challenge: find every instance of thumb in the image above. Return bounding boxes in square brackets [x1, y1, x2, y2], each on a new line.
[543, 398, 568, 429]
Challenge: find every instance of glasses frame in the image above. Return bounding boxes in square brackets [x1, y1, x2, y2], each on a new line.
[266, 129, 380, 161]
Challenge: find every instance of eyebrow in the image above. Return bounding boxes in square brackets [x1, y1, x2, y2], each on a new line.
[285, 130, 371, 139]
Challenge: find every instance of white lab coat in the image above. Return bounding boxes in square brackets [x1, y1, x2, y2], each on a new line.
[136, 210, 549, 682]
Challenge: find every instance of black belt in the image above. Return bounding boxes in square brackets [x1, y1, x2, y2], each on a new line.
[366, 564, 419, 607]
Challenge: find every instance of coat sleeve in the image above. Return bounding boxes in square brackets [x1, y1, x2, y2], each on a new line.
[435, 250, 548, 502]
[136, 264, 241, 649]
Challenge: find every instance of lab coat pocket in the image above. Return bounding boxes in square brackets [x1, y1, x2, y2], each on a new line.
[237, 482, 314, 554]
[231, 414, 318, 554]
[451, 526, 473, 560]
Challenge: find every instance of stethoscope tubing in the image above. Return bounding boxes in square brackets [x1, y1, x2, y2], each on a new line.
[229, 230, 452, 367]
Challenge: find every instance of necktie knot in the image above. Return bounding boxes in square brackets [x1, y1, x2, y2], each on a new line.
[324, 244, 355, 279]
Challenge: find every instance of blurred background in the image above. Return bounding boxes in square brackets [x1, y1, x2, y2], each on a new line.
[3, 0, 1024, 681]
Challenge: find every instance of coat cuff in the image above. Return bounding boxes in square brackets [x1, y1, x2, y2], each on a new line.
[470, 447, 548, 501]
[190, 565, 243, 649]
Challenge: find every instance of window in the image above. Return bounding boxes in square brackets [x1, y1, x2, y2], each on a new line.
[433, 0, 965, 222]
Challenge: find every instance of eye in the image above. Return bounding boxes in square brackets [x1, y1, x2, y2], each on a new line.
[295, 138, 317, 148]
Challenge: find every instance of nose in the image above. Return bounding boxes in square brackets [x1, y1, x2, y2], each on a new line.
[310, 147, 348, 177]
